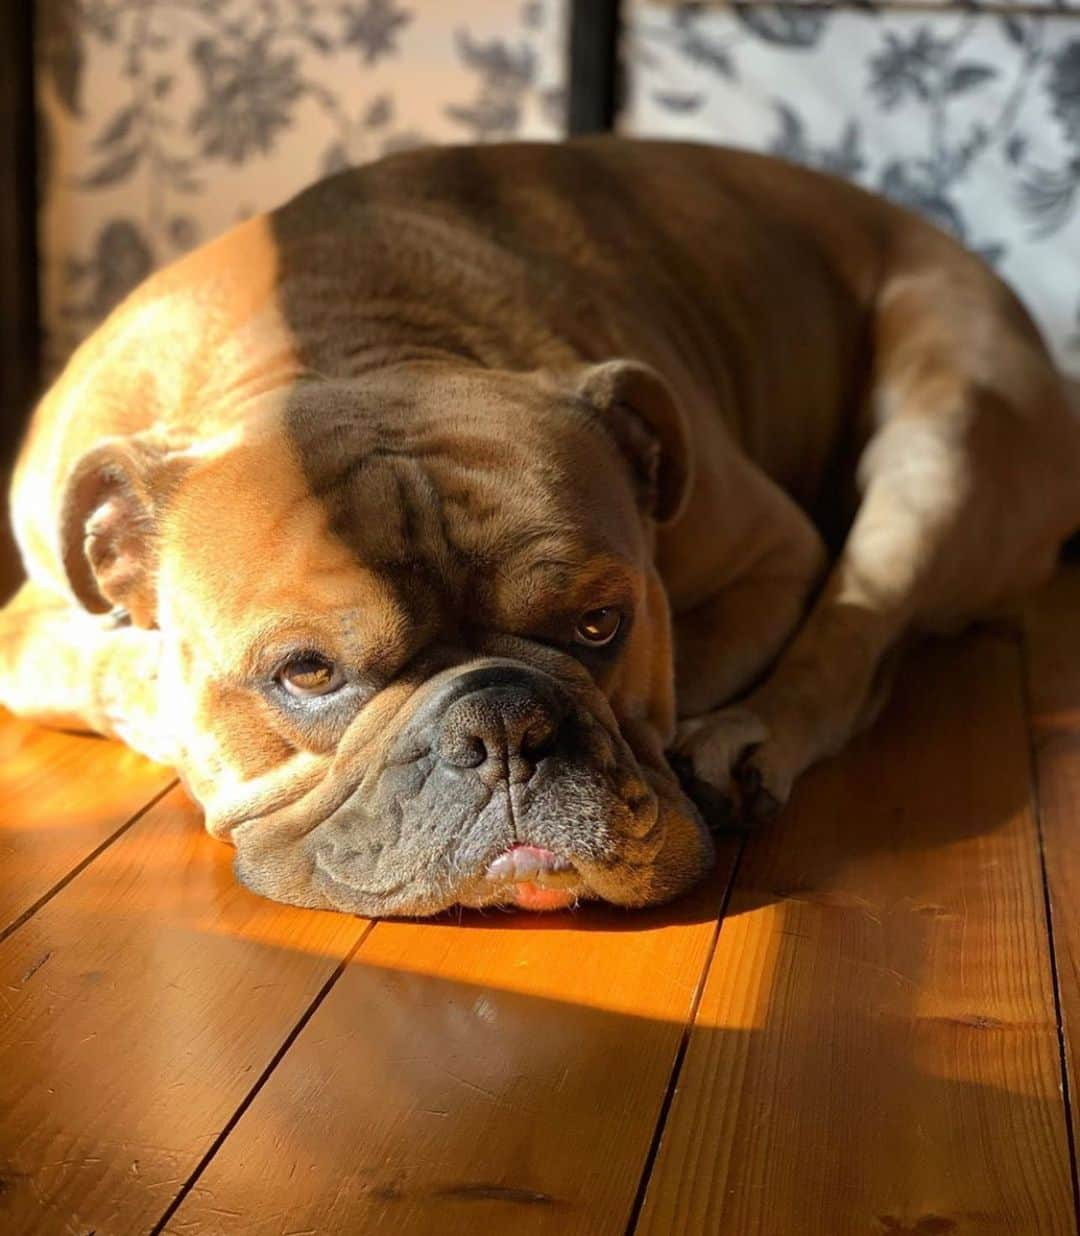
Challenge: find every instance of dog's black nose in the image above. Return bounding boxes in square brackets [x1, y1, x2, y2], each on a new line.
[435, 675, 566, 774]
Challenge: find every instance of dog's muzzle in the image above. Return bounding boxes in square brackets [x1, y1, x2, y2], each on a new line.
[233, 657, 667, 916]
[425, 665, 584, 909]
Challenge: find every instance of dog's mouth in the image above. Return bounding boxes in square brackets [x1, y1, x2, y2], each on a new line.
[483, 843, 582, 911]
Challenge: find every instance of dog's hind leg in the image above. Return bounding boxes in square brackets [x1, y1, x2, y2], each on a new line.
[676, 236, 1080, 820]
[0, 579, 173, 763]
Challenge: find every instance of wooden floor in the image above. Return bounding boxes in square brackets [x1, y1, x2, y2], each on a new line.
[6, 573, 1080, 1234]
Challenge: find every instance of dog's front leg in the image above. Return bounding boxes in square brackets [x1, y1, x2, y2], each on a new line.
[673, 429, 953, 823]
[0, 580, 173, 764]
[672, 237, 1080, 825]
[674, 330, 1080, 822]
[668, 475, 827, 820]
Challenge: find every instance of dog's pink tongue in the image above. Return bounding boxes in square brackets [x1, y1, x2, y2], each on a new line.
[486, 845, 576, 912]
[511, 882, 575, 911]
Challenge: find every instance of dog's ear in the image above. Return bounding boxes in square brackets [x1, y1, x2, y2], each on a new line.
[59, 438, 166, 626]
[574, 360, 692, 525]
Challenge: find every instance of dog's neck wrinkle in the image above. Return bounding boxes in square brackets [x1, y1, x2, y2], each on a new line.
[271, 204, 595, 377]
[286, 306, 576, 380]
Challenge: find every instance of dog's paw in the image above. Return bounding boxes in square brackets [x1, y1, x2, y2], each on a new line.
[732, 746, 790, 824]
[673, 707, 767, 792]
[672, 708, 790, 828]
[667, 750, 743, 835]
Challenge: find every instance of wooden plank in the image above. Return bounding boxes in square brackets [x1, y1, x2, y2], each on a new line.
[161, 849, 740, 1234]
[0, 716, 175, 937]
[0, 786, 368, 1235]
[1024, 565, 1080, 1177]
[635, 630, 1075, 1235]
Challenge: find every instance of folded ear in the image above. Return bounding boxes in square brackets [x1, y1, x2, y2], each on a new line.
[59, 439, 164, 626]
[574, 360, 693, 526]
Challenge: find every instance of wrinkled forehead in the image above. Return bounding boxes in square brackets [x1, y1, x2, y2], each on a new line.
[158, 371, 645, 660]
[281, 365, 642, 545]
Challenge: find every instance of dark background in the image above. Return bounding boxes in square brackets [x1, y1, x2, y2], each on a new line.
[1, 1, 42, 467]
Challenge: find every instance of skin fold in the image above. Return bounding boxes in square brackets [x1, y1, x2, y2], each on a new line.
[2, 138, 1079, 916]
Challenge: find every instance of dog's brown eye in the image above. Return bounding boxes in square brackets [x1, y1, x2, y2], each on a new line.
[574, 607, 622, 647]
[277, 653, 343, 698]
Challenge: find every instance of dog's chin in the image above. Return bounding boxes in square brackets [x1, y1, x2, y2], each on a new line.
[232, 768, 716, 916]
[263, 798, 668, 918]
[310, 856, 621, 918]
[229, 730, 711, 918]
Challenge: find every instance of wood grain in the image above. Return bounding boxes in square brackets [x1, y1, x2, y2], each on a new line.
[0, 786, 368, 1235]
[1024, 566, 1080, 1175]
[635, 631, 1075, 1235]
[0, 716, 175, 936]
[161, 848, 740, 1235]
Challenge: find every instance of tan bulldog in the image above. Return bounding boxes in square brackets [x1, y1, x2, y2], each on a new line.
[3, 138, 1079, 916]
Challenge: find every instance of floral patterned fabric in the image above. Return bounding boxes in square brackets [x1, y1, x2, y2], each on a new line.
[623, 2, 1080, 377]
[36, 0, 568, 375]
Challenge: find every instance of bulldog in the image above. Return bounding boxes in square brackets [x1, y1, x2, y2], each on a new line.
[3, 138, 1079, 916]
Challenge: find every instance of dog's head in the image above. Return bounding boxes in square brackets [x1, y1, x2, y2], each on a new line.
[59, 361, 713, 915]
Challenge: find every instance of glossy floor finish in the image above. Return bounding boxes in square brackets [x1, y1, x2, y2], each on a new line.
[5, 573, 1080, 1234]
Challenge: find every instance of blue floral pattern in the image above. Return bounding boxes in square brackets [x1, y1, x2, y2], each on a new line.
[624, 2, 1080, 376]
[36, 0, 567, 374]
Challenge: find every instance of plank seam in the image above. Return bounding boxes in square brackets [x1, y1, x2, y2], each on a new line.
[0, 777, 180, 946]
[1020, 619, 1080, 1235]
[622, 837, 748, 1236]
[148, 917, 380, 1236]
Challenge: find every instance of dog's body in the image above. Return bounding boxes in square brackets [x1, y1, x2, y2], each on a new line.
[3, 138, 1079, 914]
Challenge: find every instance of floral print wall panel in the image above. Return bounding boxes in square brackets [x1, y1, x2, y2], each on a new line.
[36, 0, 568, 376]
[623, 2, 1080, 377]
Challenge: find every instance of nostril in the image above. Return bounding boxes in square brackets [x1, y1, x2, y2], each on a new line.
[520, 714, 559, 760]
[436, 730, 488, 770]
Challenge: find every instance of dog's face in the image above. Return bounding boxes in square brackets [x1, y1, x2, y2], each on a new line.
[61, 362, 713, 915]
